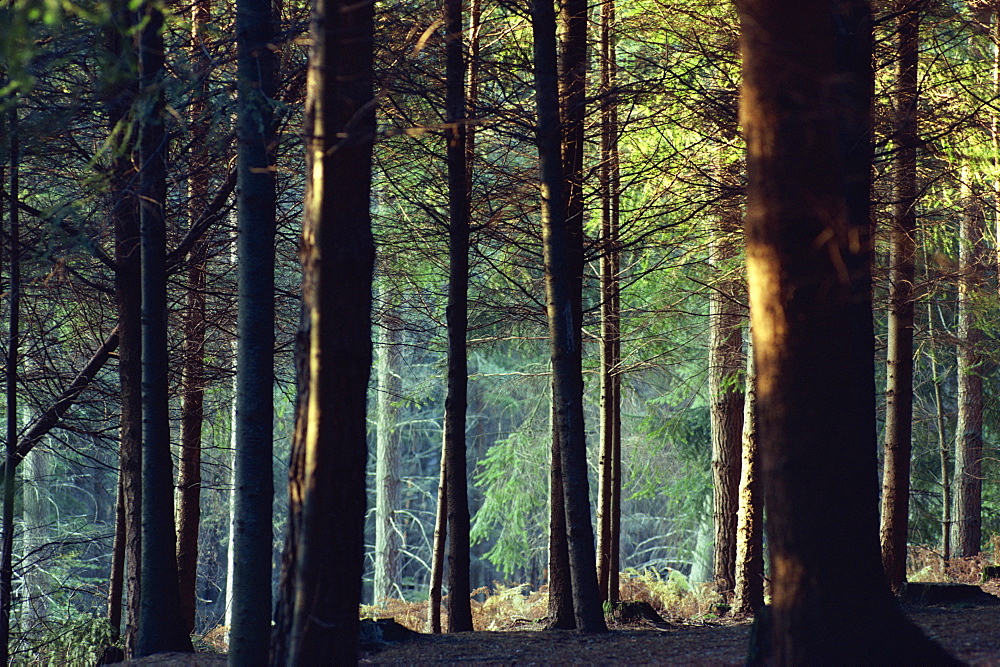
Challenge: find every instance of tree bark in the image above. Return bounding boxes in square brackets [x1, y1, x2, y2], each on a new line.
[595, 0, 622, 605]
[427, 448, 447, 632]
[0, 101, 20, 666]
[136, 0, 193, 654]
[176, 0, 212, 633]
[732, 336, 762, 616]
[532, 0, 606, 634]
[443, 0, 473, 631]
[229, 0, 277, 658]
[737, 0, 956, 661]
[547, 402, 575, 628]
[880, 0, 920, 595]
[709, 198, 745, 600]
[374, 287, 402, 604]
[271, 0, 375, 659]
[954, 169, 984, 559]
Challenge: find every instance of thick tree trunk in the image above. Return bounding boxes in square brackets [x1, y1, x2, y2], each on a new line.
[732, 336, 762, 616]
[229, 0, 277, 658]
[737, 0, 956, 661]
[880, 0, 920, 595]
[107, 6, 143, 650]
[595, 0, 621, 605]
[136, 1, 193, 655]
[443, 0, 473, 631]
[709, 208, 745, 600]
[532, 0, 606, 634]
[374, 291, 402, 604]
[271, 0, 375, 659]
[954, 170, 984, 559]
[547, 405, 575, 628]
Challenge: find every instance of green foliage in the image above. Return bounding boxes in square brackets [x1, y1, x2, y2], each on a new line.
[13, 612, 117, 666]
[471, 429, 547, 577]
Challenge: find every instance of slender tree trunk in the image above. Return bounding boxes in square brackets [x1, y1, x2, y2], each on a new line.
[0, 102, 19, 666]
[427, 450, 447, 632]
[709, 201, 745, 600]
[954, 169, 984, 559]
[443, 0, 473, 631]
[532, 0, 606, 634]
[925, 300, 951, 564]
[21, 444, 48, 632]
[880, 0, 920, 595]
[271, 0, 375, 659]
[596, 0, 622, 605]
[136, 1, 193, 654]
[374, 287, 402, 604]
[109, 473, 126, 640]
[229, 0, 277, 658]
[737, 0, 955, 661]
[176, 0, 212, 632]
[732, 336, 762, 616]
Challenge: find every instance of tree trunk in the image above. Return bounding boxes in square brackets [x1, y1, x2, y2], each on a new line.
[271, 0, 375, 659]
[954, 169, 984, 559]
[532, 0, 606, 634]
[427, 449, 447, 633]
[737, 0, 956, 661]
[0, 102, 19, 666]
[374, 288, 402, 604]
[176, 0, 212, 633]
[596, 0, 622, 605]
[443, 0, 473, 631]
[732, 335, 762, 616]
[925, 298, 951, 564]
[709, 200, 745, 600]
[21, 443, 49, 632]
[109, 473, 126, 640]
[880, 0, 920, 595]
[106, 2, 143, 651]
[229, 0, 278, 659]
[136, 1, 193, 654]
[547, 402, 575, 628]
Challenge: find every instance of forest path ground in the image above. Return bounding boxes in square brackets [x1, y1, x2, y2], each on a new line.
[121, 588, 1000, 665]
[359, 605, 1000, 665]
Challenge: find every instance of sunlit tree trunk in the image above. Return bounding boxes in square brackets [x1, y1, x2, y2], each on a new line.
[738, 0, 956, 661]
[954, 169, 984, 559]
[732, 335, 762, 616]
[374, 283, 402, 604]
[595, 0, 622, 605]
[709, 201, 745, 600]
[136, 0, 193, 654]
[427, 450, 447, 632]
[880, 0, 920, 595]
[925, 298, 951, 564]
[270, 0, 375, 658]
[533, 0, 606, 634]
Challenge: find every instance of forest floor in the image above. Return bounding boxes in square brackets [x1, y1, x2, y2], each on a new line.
[117, 567, 1000, 665]
[119, 594, 1000, 665]
[357, 604, 1000, 665]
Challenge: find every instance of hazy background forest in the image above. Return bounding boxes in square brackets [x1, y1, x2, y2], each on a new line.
[1, 0, 999, 661]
